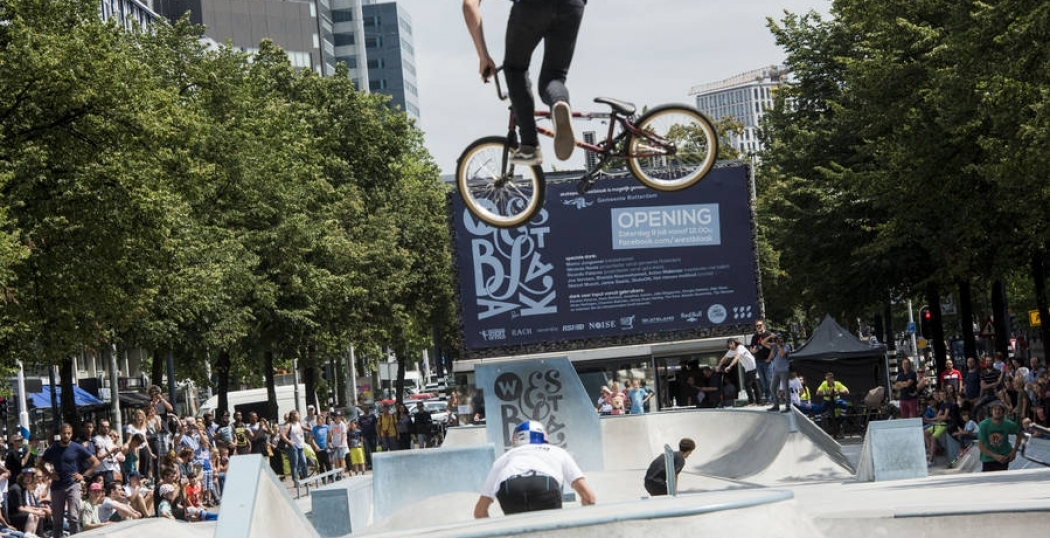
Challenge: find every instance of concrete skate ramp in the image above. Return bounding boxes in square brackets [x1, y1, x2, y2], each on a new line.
[216, 454, 320, 538]
[361, 489, 828, 538]
[601, 409, 853, 484]
[1014, 434, 1050, 470]
[78, 519, 215, 538]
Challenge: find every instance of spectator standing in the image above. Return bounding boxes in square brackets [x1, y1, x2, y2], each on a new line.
[311, 414, 333, 476]
[627, 379, 652, 414]
[768, 335, 792, 413]
[329, 412, 349, 472]
[788, 371, 803, 411]
[963, 356, 982, 403]
[125, 409, 153, 478]
[643, 438, 696, 496]
[93, 420, 123, 487]
[940, 359, 963, 392]
[148, 385, 174, 452]
[750, 320, 775, 404]
[977, 400, 1022, 472]
[718, 339, 759, 406]
[280, 411, 308, 485]
[378, 405, 398, 453]
[396, 404, 413, 450]
[215, 415, 233, 449]
[41, 423, 100, 535]
[248, 412, 270, 458]
[974, 355, 1005, 418]
[4, 434, 34, 479]
[894, 358, 920, 418]
[347, 420, 366, 476]
[233, 412, 252, 456]
[413, 402, 433, 449]
[357, 405, 378, 470]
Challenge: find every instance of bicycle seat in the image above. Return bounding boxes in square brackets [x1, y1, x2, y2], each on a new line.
[594, 97, 636, 116]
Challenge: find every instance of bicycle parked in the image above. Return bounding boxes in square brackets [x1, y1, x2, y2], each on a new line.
[456, 69, 719, 228]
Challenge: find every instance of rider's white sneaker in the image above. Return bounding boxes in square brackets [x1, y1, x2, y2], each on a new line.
[552, 101, 575, 160]
[510, 145, 543, 166]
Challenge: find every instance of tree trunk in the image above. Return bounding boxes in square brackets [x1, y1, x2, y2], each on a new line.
[1032, 250, 1050, 357]
[60, 356, 78, 431]
[991, 280, 1010, 358]
[395, 345, 406, 407]
[304, 347, 318, 410]
[926, 283, 947, 374]
[882, 301, 894, 350]
[215, 349, 231, 418]
[264, 349, 277, 421]
[958, 279, 978, 362]
[151, 349, 165, 387]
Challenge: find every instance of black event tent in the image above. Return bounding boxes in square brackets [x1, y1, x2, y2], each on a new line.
[790, 315, 889, 402]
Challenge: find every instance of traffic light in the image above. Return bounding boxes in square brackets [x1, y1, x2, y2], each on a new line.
[920, 307, 933, 339]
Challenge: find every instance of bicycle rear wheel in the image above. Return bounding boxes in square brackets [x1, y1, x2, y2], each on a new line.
[626, 105, 718, 191]
[456, 136, 545, 228]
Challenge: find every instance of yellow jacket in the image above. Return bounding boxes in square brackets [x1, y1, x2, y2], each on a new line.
[378, 412, 397, 437]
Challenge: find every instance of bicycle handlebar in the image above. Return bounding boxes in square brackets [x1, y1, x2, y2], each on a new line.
[489, 66, 508, 101]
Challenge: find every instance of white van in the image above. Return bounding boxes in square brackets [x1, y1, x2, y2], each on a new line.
[197, 384, 307, 422]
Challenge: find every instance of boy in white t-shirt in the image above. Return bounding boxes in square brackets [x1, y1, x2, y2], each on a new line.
[788, 371, 803, 409]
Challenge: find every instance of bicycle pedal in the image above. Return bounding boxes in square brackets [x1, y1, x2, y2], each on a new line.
[577, 177, 596, 195]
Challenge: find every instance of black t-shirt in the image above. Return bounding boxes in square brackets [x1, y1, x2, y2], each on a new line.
[644, 451, 685, 486]
[751, 331, 773, 363]
[979, 368, 1001, 397]
[897, 371, 918, 400]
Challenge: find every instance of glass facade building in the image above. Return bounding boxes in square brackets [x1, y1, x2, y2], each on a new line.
[689, 65, 788, 156]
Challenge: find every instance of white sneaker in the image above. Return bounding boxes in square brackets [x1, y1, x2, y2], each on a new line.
[510, 145, 543, 166]
[552, 101, 575, 160]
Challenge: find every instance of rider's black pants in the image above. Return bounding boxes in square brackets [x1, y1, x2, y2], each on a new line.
[503, 0, 586, 147]
[496, 473, 563, 514]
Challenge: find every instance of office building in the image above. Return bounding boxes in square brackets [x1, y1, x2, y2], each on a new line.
[689, 65, 788, 155]
[154, 0, 418, 120]
[359, 1, 419, 120]
[154, 0, 334, 74]
[99, 0, 160, 32]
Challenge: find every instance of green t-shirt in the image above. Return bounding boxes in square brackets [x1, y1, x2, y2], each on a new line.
[977, 417, 1020, 462]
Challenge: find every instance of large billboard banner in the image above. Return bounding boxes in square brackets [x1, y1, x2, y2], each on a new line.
[451, 163, 760, 352]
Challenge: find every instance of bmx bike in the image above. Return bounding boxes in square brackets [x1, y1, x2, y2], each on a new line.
[456, 69, 719, 228]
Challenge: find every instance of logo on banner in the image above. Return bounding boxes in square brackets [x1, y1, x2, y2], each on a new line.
[732, 305, 754, 320]
[708, 304, 728, 324]
[563, 197, 593, 209]
[493, 370, 567, 447]
[620, 315, 635, 330]
[681, 310, 703, 323]
[465, 209, 557, 321]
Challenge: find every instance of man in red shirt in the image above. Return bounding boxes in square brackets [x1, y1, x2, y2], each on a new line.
[939, 358, 962, 392]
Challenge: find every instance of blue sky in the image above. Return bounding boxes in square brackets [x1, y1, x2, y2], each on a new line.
[393, 0, 830, 173]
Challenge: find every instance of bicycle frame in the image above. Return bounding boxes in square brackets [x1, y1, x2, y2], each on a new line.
[492, 71, 668, 176]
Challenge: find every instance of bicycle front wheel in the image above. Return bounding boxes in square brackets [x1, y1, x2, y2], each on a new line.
[456, 136, 545, 228]
[626, 105, 718, 191]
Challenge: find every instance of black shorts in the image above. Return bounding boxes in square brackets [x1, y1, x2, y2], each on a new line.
[644, 480, 668, 496]
[496, 473, 563, 515]
[982, 460, 1009, 472]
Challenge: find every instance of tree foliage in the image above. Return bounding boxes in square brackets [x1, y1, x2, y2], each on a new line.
[0, 0, 454, 418]
[759, 0, 1050, 337]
